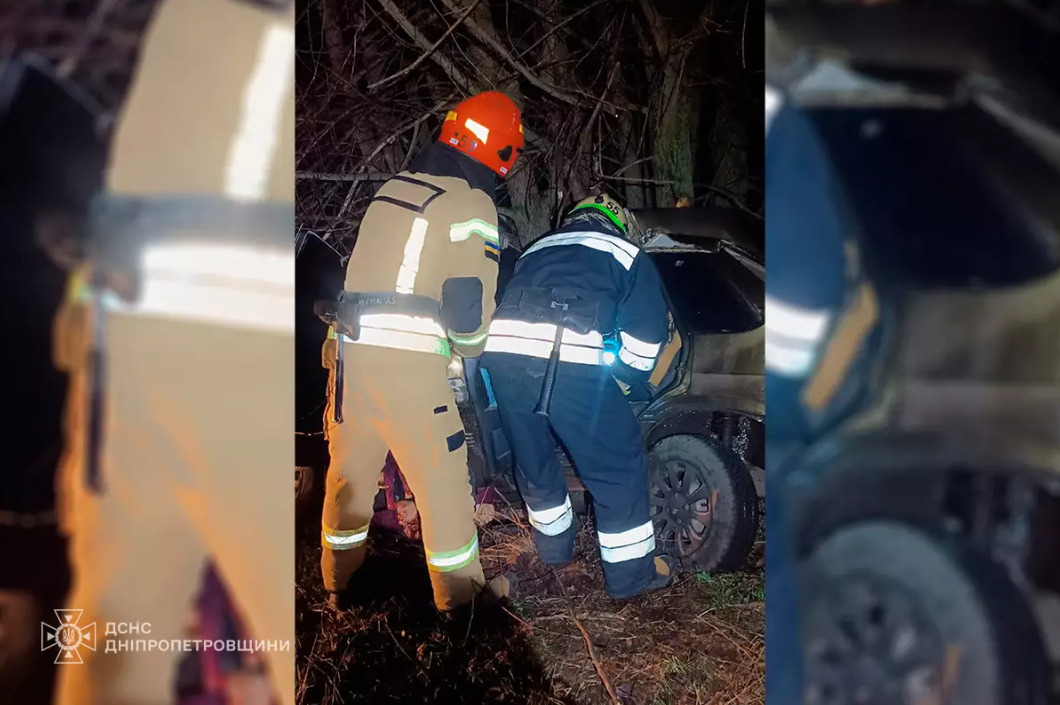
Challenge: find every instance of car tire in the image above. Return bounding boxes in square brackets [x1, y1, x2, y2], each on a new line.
[800, 521, 1050, 705]
[648, 434, 759, 572]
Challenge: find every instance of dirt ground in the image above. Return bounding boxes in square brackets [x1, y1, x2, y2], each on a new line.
[296, 492, 764, 705]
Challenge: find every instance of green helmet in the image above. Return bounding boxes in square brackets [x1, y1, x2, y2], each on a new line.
[565, 193, 628, 235]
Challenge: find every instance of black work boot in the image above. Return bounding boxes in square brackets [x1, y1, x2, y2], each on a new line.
[648, 554, 676, 590]
[532, 514, 579, 568]
[608, 554, 676, 600]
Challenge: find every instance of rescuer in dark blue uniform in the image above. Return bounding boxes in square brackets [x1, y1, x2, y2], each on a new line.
[763, 91, 841, 705]
[480, 193, 673, 599]
[765, 87, 878, 703]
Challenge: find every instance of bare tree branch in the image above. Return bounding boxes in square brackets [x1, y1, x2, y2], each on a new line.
[399, 118, 423, 171]
[515, 0, 608, 60]
[367, 0, 482, 91]
[374, 0, 482, 92]
[636, 0, 668, 57]
[598, 174, 762, 218]
[333, 101, 447, 223]
[296, 0, 762, 247]
[435, 0, 632, 112]
[565, 18, 623, 198]
[56, 0, 121, 78]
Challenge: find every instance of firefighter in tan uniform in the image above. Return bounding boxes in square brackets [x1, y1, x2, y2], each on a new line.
[52, 1, 296, 703]
[319, 92, 524, 611]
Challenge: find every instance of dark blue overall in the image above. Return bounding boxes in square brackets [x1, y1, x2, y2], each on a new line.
[482, 220, 669, 598]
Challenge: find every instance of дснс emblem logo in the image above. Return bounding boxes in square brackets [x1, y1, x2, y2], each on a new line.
[41, 609, 97, 664]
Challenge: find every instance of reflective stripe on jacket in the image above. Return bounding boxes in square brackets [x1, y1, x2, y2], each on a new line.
[484, 319, 605, 365]
[488, 222, 669, 381]
[343, 168, 499, 358]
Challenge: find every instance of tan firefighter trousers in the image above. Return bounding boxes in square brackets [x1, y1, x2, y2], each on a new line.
[55, 314, 295, 705]
[320, 341, 485, 611]
[52, 0, 296, 702]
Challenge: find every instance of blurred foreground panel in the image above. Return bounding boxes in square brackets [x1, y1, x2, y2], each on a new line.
[765, 2, 1060, 704]
[3, 1, 296, 704]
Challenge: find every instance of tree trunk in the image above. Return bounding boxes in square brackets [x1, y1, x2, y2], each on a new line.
[709, 101, 749, 202]
[320, 0, 348, 78]
[653, 59, 696, 205]
[637, 0, 699, 206]
[451, 0, 550, 245]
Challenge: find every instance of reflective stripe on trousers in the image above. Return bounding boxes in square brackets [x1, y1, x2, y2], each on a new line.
[321, 522, 370, 550]
[764, 295, 832, 378]
[484, 318, 605, 365]
[598, 521, 655, 563]
[425, 535, 479, 572]
[527, 496, 574, 536]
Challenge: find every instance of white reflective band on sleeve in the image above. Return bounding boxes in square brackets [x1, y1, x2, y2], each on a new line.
[449, 219, 500, 244]
[488, 319, 603, 347]
[765, 84, 784, 136]
[764, 296, 831, 378]
[618, 346, 656, 371]
[598, 521, 656, 563]
[225, 24, 295, 202]
[395, 217, 430, 294]
[765, 339, 817, 377]
[321, 526, 369, 550]
[522, 231, 639, 270]
[527, 496, 574, 536]
[618, 332, 662, 358]
[464, 118, 490, 144]
[449, 329, 488, 346]
[107, 243, 293, 333]
[359, 313, 446, 338]
[766, 295, 831, 343]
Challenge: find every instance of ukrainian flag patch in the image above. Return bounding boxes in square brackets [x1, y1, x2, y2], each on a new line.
[484, 239, 500, 262]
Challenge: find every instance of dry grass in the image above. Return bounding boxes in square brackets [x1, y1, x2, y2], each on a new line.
[296, 497, 763, 705]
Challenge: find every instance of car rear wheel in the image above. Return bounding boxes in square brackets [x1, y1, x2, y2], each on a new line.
[800, 521, 1050, 705]
[648, 434, 759, 571]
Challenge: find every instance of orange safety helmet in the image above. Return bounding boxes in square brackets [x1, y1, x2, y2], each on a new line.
[438, 91, 524, 177]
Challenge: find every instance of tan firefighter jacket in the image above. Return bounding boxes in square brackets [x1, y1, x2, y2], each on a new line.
[337, 171, 500, 360]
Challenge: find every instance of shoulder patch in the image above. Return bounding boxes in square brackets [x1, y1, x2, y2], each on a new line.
[373, 175, 447, 214]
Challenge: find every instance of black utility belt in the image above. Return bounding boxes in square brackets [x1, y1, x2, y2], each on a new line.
[314, 291, 440, 341]
[503, 287, 616, 335]
[80, 194, 294, 305]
